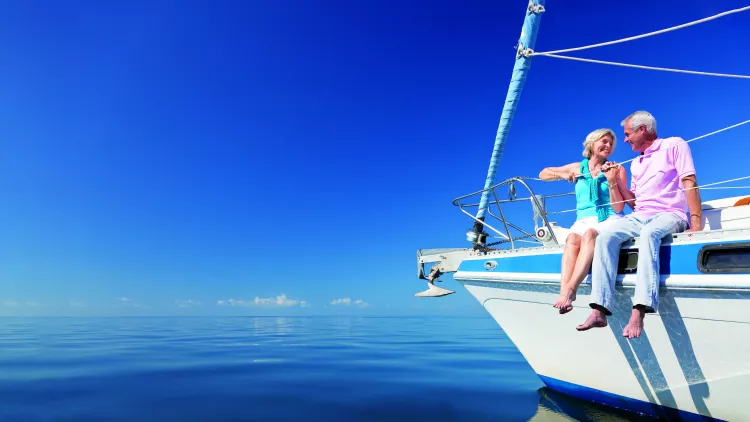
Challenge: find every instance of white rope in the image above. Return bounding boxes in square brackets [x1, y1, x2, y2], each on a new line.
[552, 119, 750, 180]
[615, 119, 750, 168]
[550, 175, 750, 216]
[531, 53, 750, 79]
[529, 5, 750, 56]
[552, 120, 750, 181]
[700, 186, 750, 190]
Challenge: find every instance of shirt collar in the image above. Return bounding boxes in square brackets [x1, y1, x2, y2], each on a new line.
[642, 137, 663, 155]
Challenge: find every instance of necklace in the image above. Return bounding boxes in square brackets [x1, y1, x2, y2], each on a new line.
[588, 162, 601, 178]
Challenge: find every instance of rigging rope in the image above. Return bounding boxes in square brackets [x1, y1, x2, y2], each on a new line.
[548, 175, 750, 216]
[610, 119, 750, 168]
[471, 6, 750, 237]
[528, 54, 750, 79]
[528, 5, 750, 56]
[560, 119, 750, 179]
[700, 186, 750, 190]
[537, 119, 750, 215]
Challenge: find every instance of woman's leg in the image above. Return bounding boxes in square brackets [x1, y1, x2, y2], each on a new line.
[554, 233, 581, 310]
[559, 228, 599, 314]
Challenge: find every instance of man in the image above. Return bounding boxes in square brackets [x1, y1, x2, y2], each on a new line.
[576, 110, 703, 339]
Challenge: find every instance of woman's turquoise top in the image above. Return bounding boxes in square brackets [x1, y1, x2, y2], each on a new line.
[575, 158, 617, 222]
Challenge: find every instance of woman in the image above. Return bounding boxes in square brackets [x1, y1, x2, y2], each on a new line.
[538, 129, 627, 314]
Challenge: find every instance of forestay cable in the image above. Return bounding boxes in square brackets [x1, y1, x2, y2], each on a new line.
[528, 54, 750, 80]
[524, 54, 750, 79]
[528, 5, 750, 56]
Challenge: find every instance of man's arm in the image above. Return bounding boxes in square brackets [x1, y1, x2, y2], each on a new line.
[683, 174, 703, 231]
[617, 182, 637, 210]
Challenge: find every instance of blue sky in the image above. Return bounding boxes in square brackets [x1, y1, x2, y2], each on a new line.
[0, 0, 748, 316]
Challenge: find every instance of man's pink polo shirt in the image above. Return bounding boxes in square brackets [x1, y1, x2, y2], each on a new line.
[629, 137, 696, 222]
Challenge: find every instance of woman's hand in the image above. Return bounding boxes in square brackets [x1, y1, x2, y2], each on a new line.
[564, 171, 580, 183]
[552, 169, 579, 183]
[603, 161, 619, 185]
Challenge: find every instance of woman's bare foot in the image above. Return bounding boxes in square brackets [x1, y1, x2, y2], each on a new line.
[623, 307, 646, 339]
[576, 309, 608, 331]
[553, 290, 576, 314]
[553, 294, 567, 310]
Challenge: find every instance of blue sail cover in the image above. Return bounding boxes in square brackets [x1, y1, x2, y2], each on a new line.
[476, 0, 545, 222]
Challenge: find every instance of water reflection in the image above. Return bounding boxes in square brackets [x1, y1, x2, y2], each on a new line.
[529, 388, 658, 421]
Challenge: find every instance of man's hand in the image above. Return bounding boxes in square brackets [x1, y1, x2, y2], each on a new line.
[686, 214, 703, 232]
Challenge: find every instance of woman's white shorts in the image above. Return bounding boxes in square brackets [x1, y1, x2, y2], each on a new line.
[567, 215, 622, 239]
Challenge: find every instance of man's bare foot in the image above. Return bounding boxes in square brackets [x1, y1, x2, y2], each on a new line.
[623, 307, 646, 339]
[576, 309, 608, 331]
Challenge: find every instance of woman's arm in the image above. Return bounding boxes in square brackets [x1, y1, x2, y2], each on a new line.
[538, 162, 580, 182]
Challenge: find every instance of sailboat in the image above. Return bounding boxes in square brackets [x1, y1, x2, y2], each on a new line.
[414, 2, 750, 420]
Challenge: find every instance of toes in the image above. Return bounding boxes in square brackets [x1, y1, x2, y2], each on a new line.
[576, 320, 593, 331]
[622, 328, 640, 339]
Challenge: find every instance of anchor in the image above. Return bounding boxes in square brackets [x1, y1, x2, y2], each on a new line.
[415, 264, 455, 297]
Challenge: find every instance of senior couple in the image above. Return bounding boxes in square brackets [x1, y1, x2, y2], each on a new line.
[539, 111, 703, 339]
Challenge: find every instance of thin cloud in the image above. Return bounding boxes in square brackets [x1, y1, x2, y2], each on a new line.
[1, 300, 47, 308]
[116, 297, 142, 308]
[354, 300, 369, 308]
[69, 301, 88, 308]
[330, 297, 369, 308]
[217, 295, 309, 308]
[254, 294, 308, 307]
[217, 299, 252, 307]
[175, 300, 202, 308]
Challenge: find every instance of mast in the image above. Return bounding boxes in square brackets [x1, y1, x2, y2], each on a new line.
[470, 0, 546, 244]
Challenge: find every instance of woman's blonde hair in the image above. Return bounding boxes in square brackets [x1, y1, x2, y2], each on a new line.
[582, 128, 616, 159]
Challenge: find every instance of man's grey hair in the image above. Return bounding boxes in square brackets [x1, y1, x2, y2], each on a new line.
[621, 111, 657, 135]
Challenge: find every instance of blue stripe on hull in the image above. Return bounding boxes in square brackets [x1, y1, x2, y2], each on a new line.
[539, 375, 725, 421]
[458, 239, 750, 275]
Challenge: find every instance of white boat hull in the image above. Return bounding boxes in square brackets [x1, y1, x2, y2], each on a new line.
[458, 279, 750, 421]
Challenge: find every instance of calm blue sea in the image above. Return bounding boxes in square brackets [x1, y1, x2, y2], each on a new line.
[0, 316, 653, 421]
